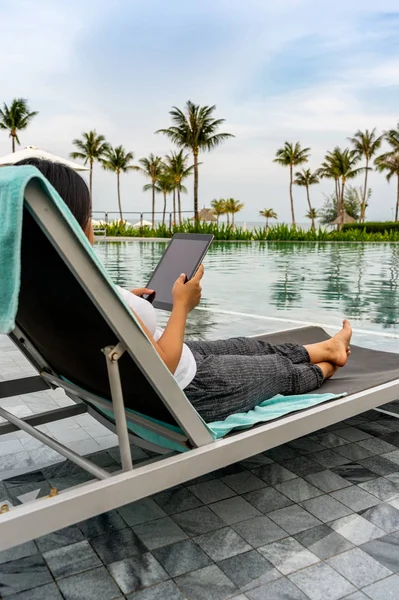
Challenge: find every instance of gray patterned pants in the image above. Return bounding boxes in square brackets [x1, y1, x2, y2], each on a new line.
[185, 337, 324, 422]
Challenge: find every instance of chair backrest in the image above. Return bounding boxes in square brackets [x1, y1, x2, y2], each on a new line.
[16, 198, 180, 426]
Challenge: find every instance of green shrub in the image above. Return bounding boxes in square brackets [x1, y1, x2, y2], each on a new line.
[342, 221, 399, 233]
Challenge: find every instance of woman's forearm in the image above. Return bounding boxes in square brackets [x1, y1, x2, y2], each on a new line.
[156, 301, 188, 374]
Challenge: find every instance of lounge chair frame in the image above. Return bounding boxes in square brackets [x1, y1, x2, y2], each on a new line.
[0, 179, 399, 550]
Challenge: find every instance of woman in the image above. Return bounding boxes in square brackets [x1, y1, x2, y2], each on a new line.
[17, 158, 352, 422]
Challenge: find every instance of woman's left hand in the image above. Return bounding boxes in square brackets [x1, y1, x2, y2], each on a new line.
[130, 288, 154, 297]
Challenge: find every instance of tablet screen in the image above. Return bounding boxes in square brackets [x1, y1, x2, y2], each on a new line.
[147, 234, 213, 310]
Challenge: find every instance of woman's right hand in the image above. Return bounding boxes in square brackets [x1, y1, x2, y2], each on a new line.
[172, 264, 204, 312]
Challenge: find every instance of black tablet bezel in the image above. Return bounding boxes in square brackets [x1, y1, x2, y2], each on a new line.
[147, 233, 214, 311]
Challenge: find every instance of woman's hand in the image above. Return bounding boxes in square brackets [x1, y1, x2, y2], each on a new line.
[130, 288, 154, 297]
[172, 264, 204, 313]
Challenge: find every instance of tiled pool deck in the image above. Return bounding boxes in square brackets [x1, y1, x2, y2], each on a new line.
[1, 336, 399, 599]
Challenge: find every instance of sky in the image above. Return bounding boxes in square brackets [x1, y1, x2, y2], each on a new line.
[1, 0, 399, 223]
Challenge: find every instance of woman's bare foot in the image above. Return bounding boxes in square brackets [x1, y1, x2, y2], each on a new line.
[317, 361, 339, 380]
[327, 320, 352, 367]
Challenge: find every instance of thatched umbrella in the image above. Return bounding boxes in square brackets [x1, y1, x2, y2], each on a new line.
[330, 212, 356, 225]
[190, 208, 217, 222]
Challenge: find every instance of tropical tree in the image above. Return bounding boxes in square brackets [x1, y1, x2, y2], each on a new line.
[259, 208, 278, 231]
[156, 101, 234, 221]
[319, 189, 361, 225]
[305, 208, 319, 230]
[294, 168, 319, 217]
[317, 148, 342, 203]
[375, 153, 399, 221]
[224, 198, 244, 228]
[146, 172, 176, 225]
[102, 145, 137, 221]
[163, 150, 194, 224]
[348, 186, 372, 223]
[137, 154, 164, 226]
[348, 128, 382, 218]
[273, 142, 310, 225]
[0, 98, 38, 152]
[210, 199, 226, 225]
[70, 130, 109, 201]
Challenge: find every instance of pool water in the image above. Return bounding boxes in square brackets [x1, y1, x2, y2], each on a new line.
[94, 241, 399, 351]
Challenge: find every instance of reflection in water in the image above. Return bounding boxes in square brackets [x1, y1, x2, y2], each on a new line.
[94, 240, 399, 334]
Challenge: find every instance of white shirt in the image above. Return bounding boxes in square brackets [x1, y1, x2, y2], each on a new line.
[116, 286, 197, 390]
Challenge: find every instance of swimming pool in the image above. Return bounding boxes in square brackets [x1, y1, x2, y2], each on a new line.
[94, 241, 399, 352]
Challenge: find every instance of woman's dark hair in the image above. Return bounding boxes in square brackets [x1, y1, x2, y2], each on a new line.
[16, 158, 91, 230]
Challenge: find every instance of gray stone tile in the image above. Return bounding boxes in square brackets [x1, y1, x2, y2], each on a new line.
[35, 525, 84, 553]
[294, 524, 354, 560]
[288, 437, 326, 454]
[78, 510, 127, 538]
[132, 516, 187, 550]
[268, 504, 322, 535]
[334, 427, 372, 443]
[280, 456, 325, 477]
[331, 463, 379, 484]
[382, 450, 399, 465]
[107, 552, 168, 595]
[305, 470, 352, 493]
[90, 527, 147, 563]
[264, 445, 297, 462]
[218, 550, 280, 591]
[126, 580, 186, 600]
[275, 477, 323, 502]
[358, 438, 398, 455]
[117, 498, 166, 527]
[240, 453, 274, 470]
[58, 566, 121, 600]
[213, 464, 246, 478]
[342, 593, 369, 600]
[246, 577, 308, 599]
[331, 487, 380, 511]
[359, 477, 399, 502]
[311, 450, 350, 469]
[329, 514, 385, 545]
[221, 472, 266, 494]
[258, 536, 319, 575]
[153, 486, 203, 514]
[359, 503, 399, 533]
[188, 480, 236, 504]
[361, 533, 399, 572]
[182, 473, 215, 486]
[3, 583, 64, 600]
[43, 540, 102, 578]
[252, 463, 296, 484]
[289, 562, 356, 600]
[362, 574, 399, 599]
[195, 526, 251, 561]
[327, 547, 392, 588]
[357, 422, 394, 437]
[0, 554, 52, 597]
[152, 539, 212, 577]
[334, 444, 375, 462]
[175, 564, 238, 600]
[300, 495, 353, 522]
[359, 456, 399, 476]
[172, 506, 225, 536]
[209, 496, 261, 525]
[309, 432, 348, 448]
[243, 486, 293, 513]
[3, 471, 45, 488]
[0, 541, 38, 565]
[232, 515, 288, 548]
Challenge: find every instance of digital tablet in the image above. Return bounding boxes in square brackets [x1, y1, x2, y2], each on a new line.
[145, 233, 214, 311]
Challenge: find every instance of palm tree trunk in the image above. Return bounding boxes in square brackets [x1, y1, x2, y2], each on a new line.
[151, 182, 155, 227]
[117, 172, 123, 221]
[396, 174, 399, 222]
[232, 211, 235, 229]
[217, 215, 219, 226]
[162, 192, 167, 225]
[193, 149, 199, 222]
[363, 158, 369, 223]
[305, 184, 312, 213]
[339, 178, 346, 231]
[266, 218, 269, 232]
[226, 212, 230, 227]
[173, 188, 176, 224]
[289, 164, 295, 225]
[89, 159, 93, 203]
[177, 187, 182, 225]
[12, 133, 15, 153]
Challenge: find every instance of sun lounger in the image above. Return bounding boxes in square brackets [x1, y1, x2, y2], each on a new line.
[0, 167, 399, 551]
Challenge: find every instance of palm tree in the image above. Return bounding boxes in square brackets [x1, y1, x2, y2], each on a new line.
[163, 150, 194, 224]
[348, 128, 382, 219]
[102, 145, 137, 221]
[259, 208, 278, 231]
[210, 199, 226, 226]
[0, 98, 38, 152]
[305, 208, 319, 230]
[375, 153, 399, 221]
[137, 154, 164, 227]
[146, 172, 176, 225]
[294, 168, 319, 218]
[70, 130, 109, 201]
[156, 101, 234, 221]
[317, 148, 342, 202]
[273, 142, 310, 225]
[224, 198, 244, 228]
